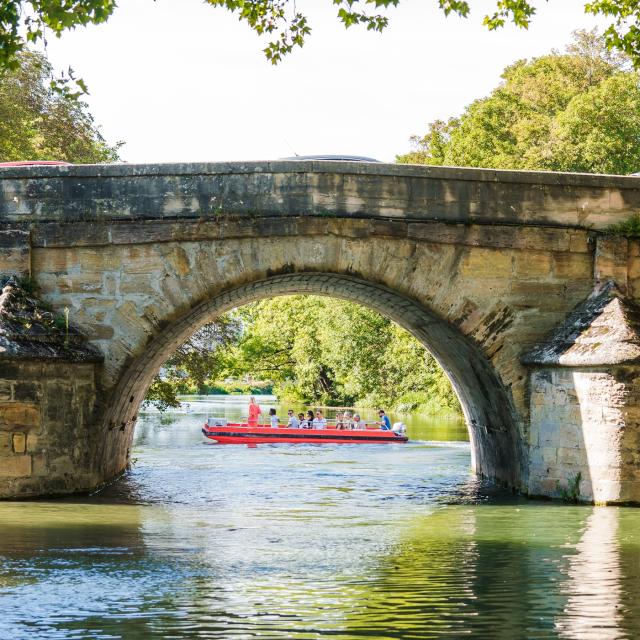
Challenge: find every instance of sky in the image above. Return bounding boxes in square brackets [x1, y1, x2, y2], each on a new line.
[41, 0, 606, 164]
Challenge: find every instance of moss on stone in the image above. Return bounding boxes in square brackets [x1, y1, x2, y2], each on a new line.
[605, 213, 640, 238]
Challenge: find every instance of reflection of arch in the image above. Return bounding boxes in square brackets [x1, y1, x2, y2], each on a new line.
[104, 273, 523, 487]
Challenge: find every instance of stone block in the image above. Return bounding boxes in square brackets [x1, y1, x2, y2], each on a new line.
[459, 249, 512, 278]
[26, 433, 39, 452]
[77, 248, 121, 272]
[57, 273, 103, 294]
[556, 446, 587, 466]
[33, 247, 71, 273]
[568, 233, 591, 254]
[162, 246, 191, 277]
[0, 454, 32, 478]
[0, 381, 11, 401]
[514, 251, 552, 277]
[0, 403, 41, 430]
[122, 246, 165, 273]
[84, 324, 115, 340]
[0, 433, 10, 453]
[12, 382, 42, 402]
[552, 253, 593, 279]
[119, 274, 158, 296]
[12, 433, 26, 454]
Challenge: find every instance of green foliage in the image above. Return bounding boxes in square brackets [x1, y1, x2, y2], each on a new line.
[398, 30, 640, 175]
[144, 295, 461, 415]
[4, 2, 640, 69]
[605, 212, 640, 237]
[220, 296, 461, 414]
[0, 50, 120, 162]
[558, 471, 582, 503]
[144, 315, 243, 411]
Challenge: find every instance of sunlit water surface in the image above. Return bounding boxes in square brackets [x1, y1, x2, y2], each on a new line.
[1, 395, 640, 639]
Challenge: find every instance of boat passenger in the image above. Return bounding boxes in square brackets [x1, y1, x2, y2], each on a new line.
[248, 396, 261, 428]
[376, 409, 392, 430]
[302, 410, 314, 428]
[297, 412, 306, 428]
[343, 411, 354, 429]
[313, 410, 327, 429]
[352, 414, 365, 429]
[287, 410, 300, 428]
[269, 407, 279, 428]
[334, 411, 345, 429]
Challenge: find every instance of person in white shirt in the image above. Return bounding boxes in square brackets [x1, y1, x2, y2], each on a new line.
[269, 407, 279, 428]
[343, 411, 354, 429]
[312, 410, 327, 429]
[352, 414, 366, 429]
[287, 409, 300, 428]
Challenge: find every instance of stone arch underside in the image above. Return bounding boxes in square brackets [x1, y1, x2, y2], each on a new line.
[103, 273, 524, 490]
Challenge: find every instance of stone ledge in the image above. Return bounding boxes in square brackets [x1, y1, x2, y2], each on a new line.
[0, 160, 639, 187]
[1, 162, 638, 229]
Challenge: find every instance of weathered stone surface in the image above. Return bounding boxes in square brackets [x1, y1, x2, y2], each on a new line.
[3, 162, 640, 502]
[0, 454, 32, 477]
[1, 161, 640, 229]
[0, 403, 40, 430]
[522, 282, 640, 367]
[527, 366, 640, 503]
[12, 433, 26, 453]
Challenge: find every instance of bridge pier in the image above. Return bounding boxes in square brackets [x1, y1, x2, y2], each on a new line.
[524, 283, 640, 503]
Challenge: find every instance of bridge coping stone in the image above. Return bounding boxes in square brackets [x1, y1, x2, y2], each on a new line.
[0, 160, 639, 187]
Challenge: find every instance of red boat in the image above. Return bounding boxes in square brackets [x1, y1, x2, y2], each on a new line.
[202, 420, 408, 444]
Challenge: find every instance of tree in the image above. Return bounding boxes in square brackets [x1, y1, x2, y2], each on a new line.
[0, 50, 120, 162]
[153, 296, 461, 415]
[397, 30, 640, 175]
[4, 1, 640, 71]
[145, 315, 242, 410]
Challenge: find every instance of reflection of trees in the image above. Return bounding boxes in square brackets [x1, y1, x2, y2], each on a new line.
[342, 505, 594, 639]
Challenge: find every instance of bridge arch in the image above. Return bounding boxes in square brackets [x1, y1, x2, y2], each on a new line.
[104, 272, 523, 488]
[5, 161, 640, 502]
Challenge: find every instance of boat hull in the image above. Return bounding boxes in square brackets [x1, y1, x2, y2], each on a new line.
[202, 423, 408, 444]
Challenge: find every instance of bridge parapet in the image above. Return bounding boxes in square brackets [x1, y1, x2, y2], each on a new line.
[0, 161, 639, 229]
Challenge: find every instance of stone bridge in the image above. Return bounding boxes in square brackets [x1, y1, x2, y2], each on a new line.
[2, 160, 640, 503]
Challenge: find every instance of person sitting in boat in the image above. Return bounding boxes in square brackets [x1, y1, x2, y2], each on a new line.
[343, 411, 354, 429]
[334, 411, 345, 429]
[376, 409, 392, 430]
[287, 410, 300, 428]
[269, 407, 279, 428]
[297, 412, 307, 428]
[301, 410, 314, 428]
[313, 410, 327, 429]
[248, 396, 261, 428]
[352, 414, 366, 429]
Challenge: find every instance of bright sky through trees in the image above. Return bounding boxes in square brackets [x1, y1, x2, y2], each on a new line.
[37, 0, 606, 163]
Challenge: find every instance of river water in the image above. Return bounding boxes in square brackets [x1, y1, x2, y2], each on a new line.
[1, 395, 640, 639]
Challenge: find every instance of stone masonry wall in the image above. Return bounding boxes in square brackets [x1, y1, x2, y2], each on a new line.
[528, 366, 640, 504]
[0, 360, 103, 498]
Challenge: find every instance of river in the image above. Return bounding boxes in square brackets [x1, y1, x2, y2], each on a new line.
[1, 395, 639, 639]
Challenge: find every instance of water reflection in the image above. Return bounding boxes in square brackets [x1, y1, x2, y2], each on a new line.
[0, 399, 639, 638]
[557, 508, 623, 639]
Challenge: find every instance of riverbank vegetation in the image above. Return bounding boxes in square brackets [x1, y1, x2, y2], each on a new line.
[145, 296, 461, 416]
[0, 50, 120, 163]
[398, 30, 640, 176]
